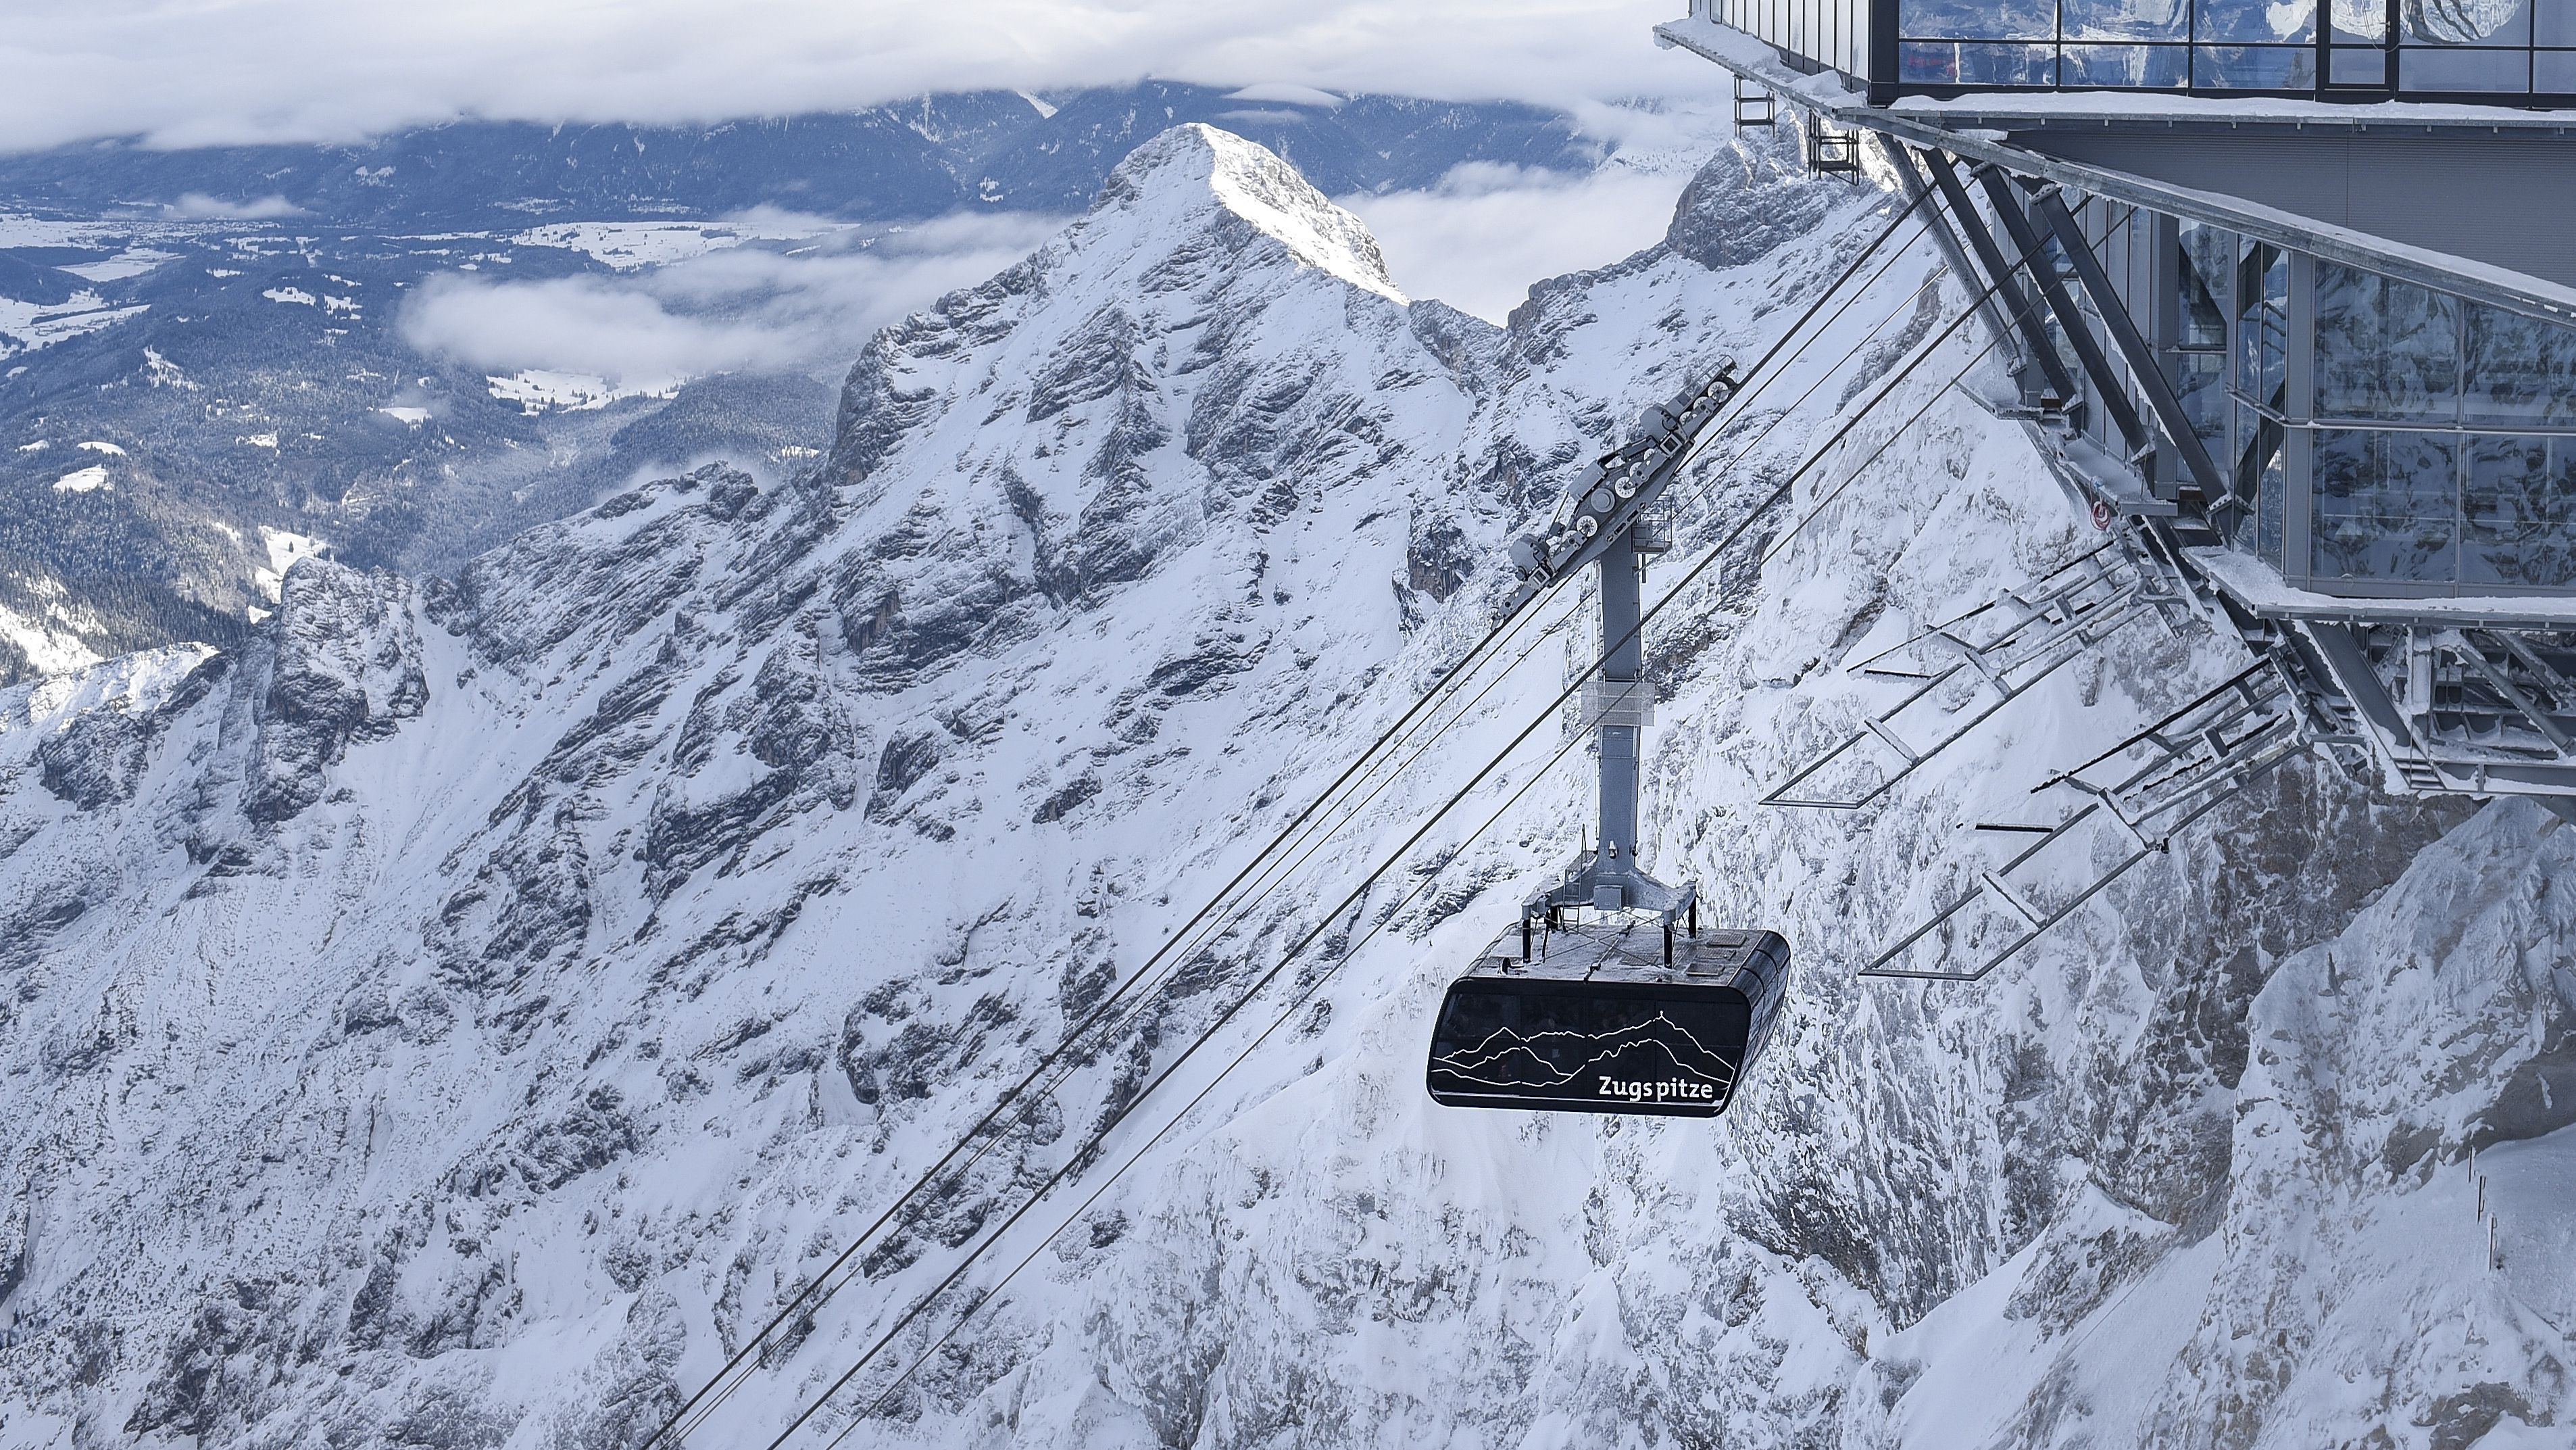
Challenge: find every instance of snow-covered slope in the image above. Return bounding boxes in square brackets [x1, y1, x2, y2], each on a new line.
[0, 122, 2568, 1450]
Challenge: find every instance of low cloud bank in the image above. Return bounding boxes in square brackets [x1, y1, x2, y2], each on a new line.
[165, 192, 306, 219]
[1342, 158, 1703, 325]
[399, 212, 1066, 390]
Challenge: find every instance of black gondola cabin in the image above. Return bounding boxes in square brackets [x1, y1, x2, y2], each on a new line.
[1426, 923, 1786, 1118]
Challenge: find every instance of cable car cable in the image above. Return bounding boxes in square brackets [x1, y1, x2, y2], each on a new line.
[758, 270, 2023, 1447]
[1651, 234, 1949, 529]
[1755, 203, 2139, 567]
[680, 221, 1968, 1450]
[778, 296, 2019, 1447]
[645, 188, 1941, 1450]
[812, 708, 1602, 1449]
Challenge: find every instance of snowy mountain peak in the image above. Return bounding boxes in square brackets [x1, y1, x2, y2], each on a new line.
[1083, 122, 1405, 303]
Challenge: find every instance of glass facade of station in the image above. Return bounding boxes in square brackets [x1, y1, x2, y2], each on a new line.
[1896, 0, 2576, 95]
[1939, 199, 2576, 596]
[1700, 0, 2576, 100]
[2166, 221, 2576, 592]
[1683, 0, 2576, 595]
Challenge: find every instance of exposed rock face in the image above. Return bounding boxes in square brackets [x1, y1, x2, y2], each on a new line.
[0, 122, 2567, 1450]
[247, 560, 428, 823]
[1662, 127, 1849, 274]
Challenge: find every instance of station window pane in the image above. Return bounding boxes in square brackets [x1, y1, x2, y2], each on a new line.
[2330, 0, 2391, 43]
[2194, 0, 2320, 41]
[2064, 0, 2191, 41]
[2195, 45, 2323, 84]
[2062, 43, 2193, 83]
[2233, 401, 2287, 562]
[2236, 239, 2289, 403]
[2541, 51, 2576, 91]
[2400, 47, 2535, 90]
[2314, 262, 2462, 422]
[2404, 0, 2531, 45]
[2546, 5, 2576, 45]
[2464, 435, 2576, 585]
[2463, 303, 2576, 427]
[1899, 0, 2056, 39]
[1898, 41, 2058, 80]
[2329, 47, 2392, 84]
[2260, 454, 2287, 562]
[2183, 352, 2230, 455]
[2313, 429, 2460, 581]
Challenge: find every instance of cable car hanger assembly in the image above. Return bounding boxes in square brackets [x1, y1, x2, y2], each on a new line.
[1429, 356, 1793, 1120]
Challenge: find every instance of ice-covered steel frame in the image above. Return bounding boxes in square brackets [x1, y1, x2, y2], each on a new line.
[1692, 0, 2576, 105]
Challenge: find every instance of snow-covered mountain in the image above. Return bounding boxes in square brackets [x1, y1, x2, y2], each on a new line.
[1, 120, 2569, 1450]
[0, 83, 1607, 687]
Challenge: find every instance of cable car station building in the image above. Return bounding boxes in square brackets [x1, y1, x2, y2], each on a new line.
[1660, 0, 2576, 802]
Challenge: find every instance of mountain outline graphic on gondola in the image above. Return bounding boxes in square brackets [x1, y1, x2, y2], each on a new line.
[1429, 1013, 1738, 1092]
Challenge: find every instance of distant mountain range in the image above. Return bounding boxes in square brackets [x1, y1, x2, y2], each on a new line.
[0, 83, 1597, 228]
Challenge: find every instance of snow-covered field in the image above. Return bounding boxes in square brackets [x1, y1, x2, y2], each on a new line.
[0, 122, 2565, 1450]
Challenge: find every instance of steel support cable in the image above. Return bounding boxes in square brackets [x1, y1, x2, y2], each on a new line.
[707, 249, 1948, 1437]
[762, 251, 1959, 1385]
[743, 253, 1952, 1428]
[1652, 228, 1950, 530]
[1163, 218, 1956, 986]
[1130, 200, 1946, 963]
[1652, 174, 2119, 538]
[1752, 198, 2141, 570]
[833, 298, 2049, 1443]
[1757, 203, 2141, 569]
[760, 267, 2022, 1450]
[1760, 333, 2004, 568]
[790, 295, 2025, 1450]
[644, 187, 1940, 1450]
[816, 688, 1602, 1449]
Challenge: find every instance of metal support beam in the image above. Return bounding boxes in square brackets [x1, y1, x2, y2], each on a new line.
[1919, 148, 2079, 408]
[1597, 525, 1645, 873]
[2025, 185, 2231, 513]
[1879, 137, 2031, 392]
[2452, 636, 2576, 754]
[1525, 521, 1697, 926]
[1973, 164, 2151, 455]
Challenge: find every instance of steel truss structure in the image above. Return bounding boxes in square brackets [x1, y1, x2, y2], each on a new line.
[1688, 90, 2576, 975]
[1762, 533, 2191, 810]
[1864, 659, 2315, 980]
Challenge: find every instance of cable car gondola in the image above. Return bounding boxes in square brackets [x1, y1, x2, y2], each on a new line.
[1427, 919, 1786, 1117]
[1427, 365, 1791, 1118]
